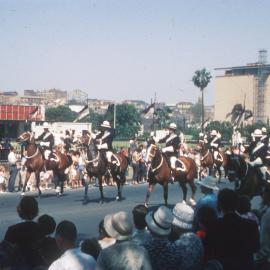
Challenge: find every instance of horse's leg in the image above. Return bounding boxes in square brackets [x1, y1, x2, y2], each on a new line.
[98, 175, 104, 204]
[35, 170, 42, 197]
[217, 165, 222, 183]
[163, 183, 168, 206]
[188, 180, 197, 206]
[178, 177, 187, 203]
[145, 183, 154, 207]
[22, 170, 31, 195]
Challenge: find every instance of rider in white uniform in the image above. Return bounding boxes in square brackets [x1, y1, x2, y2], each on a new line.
[209, 130, 222, 162]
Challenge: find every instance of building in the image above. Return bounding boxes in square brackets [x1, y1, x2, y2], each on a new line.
[122, 100, 149, 111]
[215, 50, 270, 123]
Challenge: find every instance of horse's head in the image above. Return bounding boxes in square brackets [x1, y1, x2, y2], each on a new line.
[226, 152, 244, 181]
[18, 132, 33, 143]
[146, 144, 157, 164]
[88, 137, 98, 158]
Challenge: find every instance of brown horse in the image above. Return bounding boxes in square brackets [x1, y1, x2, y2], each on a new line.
[144, 144, 197, 206]
[18, 132, 72, 196]
[81, 136, 129, 202]
[197, 142, 228, 181]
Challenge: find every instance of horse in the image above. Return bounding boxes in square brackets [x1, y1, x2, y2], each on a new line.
[197, 142, 228, 181]
[18, 132, 72, 196]
[144, 144, 197, 207]
[80, 136, 129, 202]
[226, 152, 265, 198]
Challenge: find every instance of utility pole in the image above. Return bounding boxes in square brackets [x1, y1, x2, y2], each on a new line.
[113, 102, 116, 129]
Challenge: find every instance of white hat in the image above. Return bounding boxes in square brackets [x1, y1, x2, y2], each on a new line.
[253, 129, 262, 137]
[261, 127, 267, 133]
[199, 132, 204, 137]
[104, 211, 133, 241]
[43, 122, 49, 128]
[145, 206, 173, 236]
[211, 130, 217, 136]
[101, 120, 111, 128]
[195, 176, 219, 191]
[172, 202, 194, 230]
[169, 123, 177, 130]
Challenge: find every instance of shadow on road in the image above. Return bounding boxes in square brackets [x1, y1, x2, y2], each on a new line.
[75, 196, 127, 205]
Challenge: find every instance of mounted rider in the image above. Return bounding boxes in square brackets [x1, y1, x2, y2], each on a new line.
[209, 130, 223, 162]
[261, 127, 269, 147]
[249, 129, 269, 181]
[36, 122, 55, 160]
[153, 123, 185, 171]
[91, 120, 118, 166]
[199, 132, 208, 145]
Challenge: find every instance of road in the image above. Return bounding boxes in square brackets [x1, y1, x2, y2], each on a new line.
[0, 179, 262, 241]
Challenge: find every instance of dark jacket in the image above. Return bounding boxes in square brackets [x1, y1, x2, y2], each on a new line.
[96, 128, 115, 150]
[204, 212, 260, 270]
[158, 134, 180, 155]
[4, 221, 43, 268]
[37, 131, 54, 149]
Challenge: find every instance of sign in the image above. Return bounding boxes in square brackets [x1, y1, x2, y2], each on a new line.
[0, 105, 45, 121]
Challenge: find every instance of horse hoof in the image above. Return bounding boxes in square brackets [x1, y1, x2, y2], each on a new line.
[99, 200, 104, 204]
[57, 192, 63, 197]
[116, 196, 121, 201]
[182, 200, 187, 204]
[189, 198, 196, 206]
[21, 192, 25, 197]
[144, 203, 148, 208]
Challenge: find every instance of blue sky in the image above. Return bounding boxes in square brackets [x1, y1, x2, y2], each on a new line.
[0, 0, 269, 105]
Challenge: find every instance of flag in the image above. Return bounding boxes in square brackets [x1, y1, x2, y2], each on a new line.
[73, 105, 89, 122]
[28, 106, 39, 120]
[141, 103, 155, 118]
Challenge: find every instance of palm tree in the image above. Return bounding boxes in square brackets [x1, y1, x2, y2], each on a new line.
[226, 103, 253, 127]
[192, 68, 212, 131]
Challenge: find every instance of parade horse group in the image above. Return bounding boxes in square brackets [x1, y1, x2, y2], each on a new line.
[17, 131, 269, 205]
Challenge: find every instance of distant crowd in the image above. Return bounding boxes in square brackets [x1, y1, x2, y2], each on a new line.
[0, 178, 270, 270]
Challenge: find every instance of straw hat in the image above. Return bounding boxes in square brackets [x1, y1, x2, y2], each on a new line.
[172, 202, 194, 229]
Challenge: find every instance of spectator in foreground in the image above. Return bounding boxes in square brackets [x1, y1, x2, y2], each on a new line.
[132, 204, 151, 246]
[96, 211, 152, 270]
[205, 188, 260, 270]
[254, 185, 270, 270]
[37, 214, 61, 267]
[49, 220, 96, 270]
[144, 205, 179, 270]
[80, 238, 101, 260]
[4, 196, 43, 268]
[236, 195, 259, 225]
[171, 202, 204, 270]
[194, 176, 219, 231]
[98, 219, 116, 249]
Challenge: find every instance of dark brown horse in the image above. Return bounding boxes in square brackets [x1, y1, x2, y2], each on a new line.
[226, 152, 264, 198]
[197, 142, 228, 181]
[81, 136, 129, 202]
[144, 144, 197, 206]
[18, 132, 72, 196]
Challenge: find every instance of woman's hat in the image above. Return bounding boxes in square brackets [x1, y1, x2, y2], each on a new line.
[104, 211, 133, 241]
[195, 176, 219, 191]
[145, 206, 173, 236]
[172, 202, 194, 230]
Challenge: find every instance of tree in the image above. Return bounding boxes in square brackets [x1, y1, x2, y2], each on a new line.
[104, 104, 142, 139]
[190, 99, 203, 124]
[192, 68, 212, 131]
[154, 106, 172, 129]
[226, 103, 253, 127]
[80, 109, 104, 131]
[45, 106, 77, 122]
[205, 121, 233, 142]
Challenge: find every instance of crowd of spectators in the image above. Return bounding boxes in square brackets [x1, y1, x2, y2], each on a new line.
[0, 177, 270, 270]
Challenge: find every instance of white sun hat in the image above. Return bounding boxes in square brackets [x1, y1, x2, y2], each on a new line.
[101, 120, 111, 128]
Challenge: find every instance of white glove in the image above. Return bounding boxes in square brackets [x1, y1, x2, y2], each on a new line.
[97, 145, 101, 150]
[150, 131, 155, 137]
[162, 148, 166, 153]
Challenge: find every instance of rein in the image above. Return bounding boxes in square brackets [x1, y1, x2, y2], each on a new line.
[85, 152, 100, 164]
[201, 149, 210, 161]
[25, 147, 39, 159]
[151, 153, 164, 172]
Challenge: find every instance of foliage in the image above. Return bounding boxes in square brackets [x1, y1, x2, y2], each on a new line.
[192, 68, 212, 91]
[204, 121, 233, 141]
[45, 106, 77, 122]
[80, 109, 104, 131]
[104, 104, 142, 139]
[242, 122, 269, 141]
[190, 100, 203, 124]
[154, 106, 172, 129]
[226, 103, 253, 127]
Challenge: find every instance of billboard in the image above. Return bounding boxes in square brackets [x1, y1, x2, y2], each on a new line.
[0, 105, 45, 121]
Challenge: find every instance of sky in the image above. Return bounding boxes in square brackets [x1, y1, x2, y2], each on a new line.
[0, 0, 269, 105]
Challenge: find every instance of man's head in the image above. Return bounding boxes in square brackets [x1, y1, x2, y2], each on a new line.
[17, 196, 39, 221]
[217, 188, 238, 214]
[55, 220, 77, 251]
[38, 214, 56, 236]
[10, 146, 15, 152]
[132, 204, 148, 230]
[43, 122, 49, 131]
[168, 123, 177, 134]
[196, 176, 219, 194]
[100, 120, 111, 131]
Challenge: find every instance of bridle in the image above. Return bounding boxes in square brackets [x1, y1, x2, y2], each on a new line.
[146, 144, 164, 172]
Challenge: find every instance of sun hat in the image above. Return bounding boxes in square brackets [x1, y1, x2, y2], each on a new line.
[172, 202, 194, 229]
[169, 123, 177, 130]
[101, 120, 111, 128]
[195, 176, 219, 191]
[104, 211, 133, 241]
[43, 122, 49, 128]
[145, 205, 173, 236]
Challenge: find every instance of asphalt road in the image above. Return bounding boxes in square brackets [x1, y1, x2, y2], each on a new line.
[0, 178, 262, 241]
